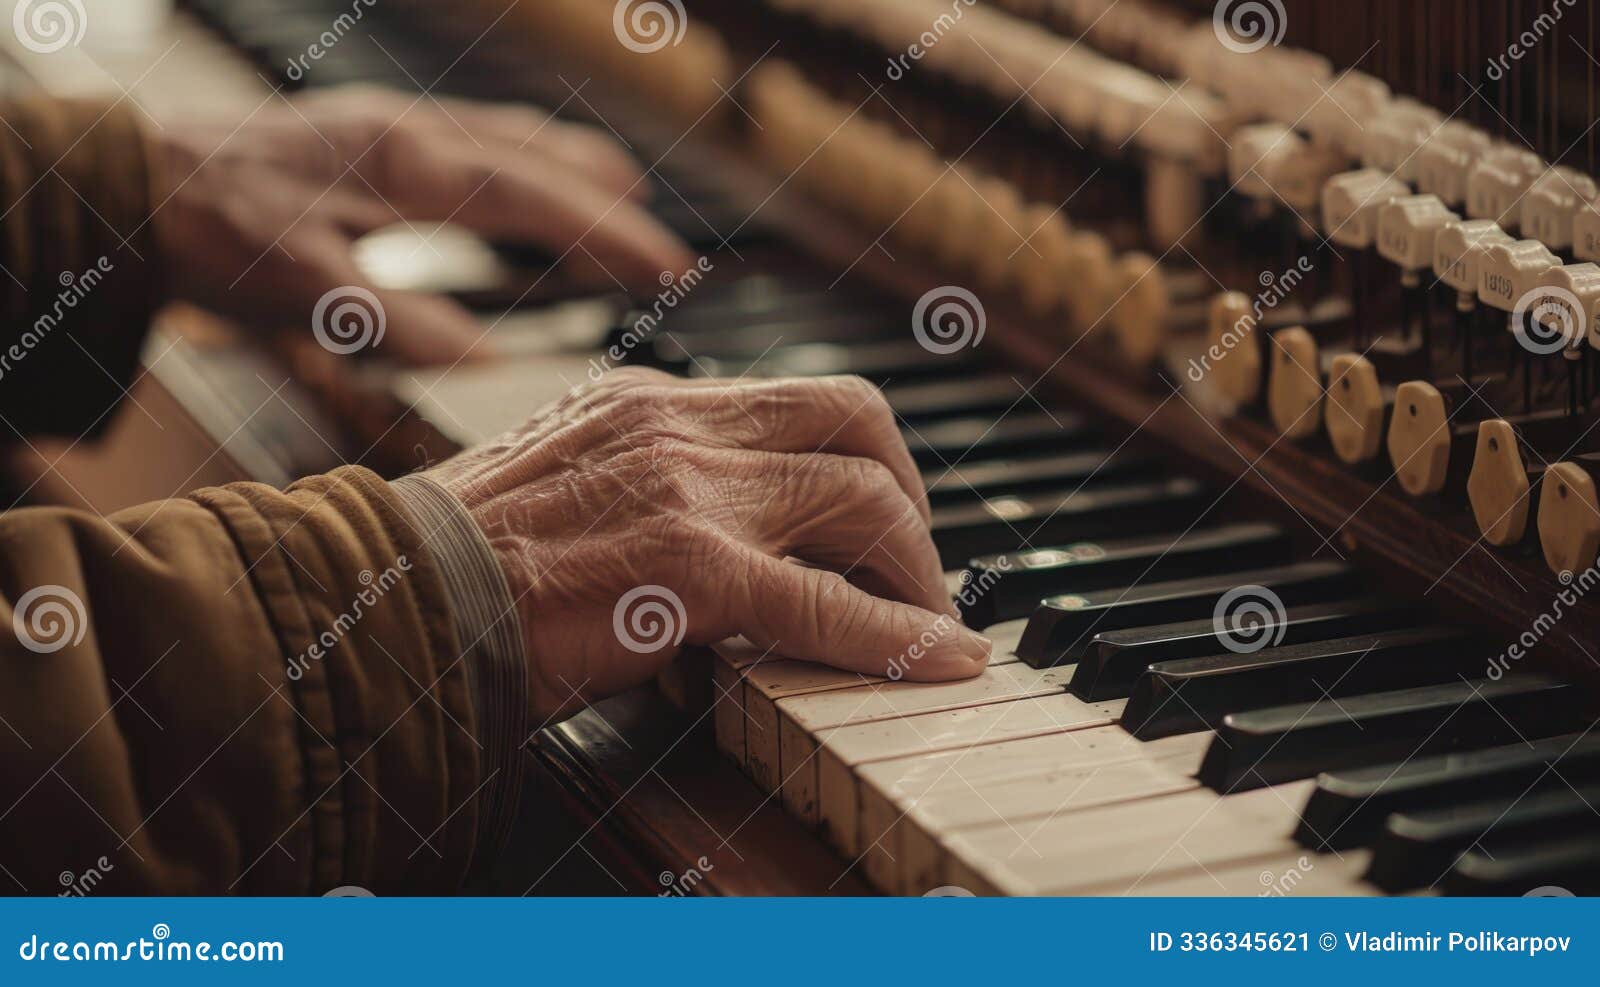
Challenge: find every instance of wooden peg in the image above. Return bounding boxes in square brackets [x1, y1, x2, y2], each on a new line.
[1110, 252, 1170, 366]
[1204, 291, 1262, 406]
[1017, 203, 1072, 317]
[1325, 354, 1388, 464]
[1386, 381, 1452, 496]
[1537, 462, 1600, 577]
[1466, 419, 1531, 546]
[1063, 232, 1116, 334]
[1267, 327, 1323, 439]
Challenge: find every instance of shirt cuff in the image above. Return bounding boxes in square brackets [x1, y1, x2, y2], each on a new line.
[390, 473, 528, 873]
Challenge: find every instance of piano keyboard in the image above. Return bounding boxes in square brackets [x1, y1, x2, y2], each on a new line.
[653, 273, 1600, 898]
[173, 0, 1600, 896]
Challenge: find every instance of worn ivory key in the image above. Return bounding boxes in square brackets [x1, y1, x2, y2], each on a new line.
[811, 689, 1125, 857]
[778, 658, 1065, 824]
[1131, 850, 1375, 896]
[722, 615, 1027, 792]
[944, 781, 1315, 895]
[742, 660, 884, 793]
[773, 619, 1034, 814]
[872, 733, 1211, 894]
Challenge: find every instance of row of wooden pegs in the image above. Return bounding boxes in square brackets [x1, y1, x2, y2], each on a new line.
[1202, 292, 1600, 579]
[746, 61, 1176, 364]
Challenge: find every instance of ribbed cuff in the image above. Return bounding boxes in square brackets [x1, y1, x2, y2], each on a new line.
[390, 474, 528, 874]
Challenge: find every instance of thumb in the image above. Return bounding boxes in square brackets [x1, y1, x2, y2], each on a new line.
[719, 552, 991, 682]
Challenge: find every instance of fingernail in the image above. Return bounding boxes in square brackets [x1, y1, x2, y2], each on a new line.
[957, 628, 993, 665]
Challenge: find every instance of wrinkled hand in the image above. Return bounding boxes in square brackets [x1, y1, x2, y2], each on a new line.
[421, 368, 993, 721]
[151, 85, 693, 364]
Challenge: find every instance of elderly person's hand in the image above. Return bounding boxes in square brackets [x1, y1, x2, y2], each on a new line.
[151, 85, 693, 365]
[420, 369, 994, 721]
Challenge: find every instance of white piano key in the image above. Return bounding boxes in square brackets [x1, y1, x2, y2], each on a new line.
[744, 660, 883, 793]
[813, 691, 1125, 855]
[1129, 850, 1376, 897]
[944, 781, 1315, 895]
[889, 751, 1204, 895]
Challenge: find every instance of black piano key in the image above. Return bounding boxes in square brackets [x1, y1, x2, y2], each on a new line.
[1442, 836, 1600, 896]
[924, 450, 1157, 508]
[1198, 675, 1590, 794]
[1121, 627, 1481, 740]
[1296, 732, 1600, 850]
[960, 523, 1292, 630]
[903, 411, 1091, 468]
[929, 476, 1208, 570]
[1071, 598, 1414, 700]
[1014, 561, 1358, 669]
[883, 375, 1027, 424]
[1368, 785, 1600, 892]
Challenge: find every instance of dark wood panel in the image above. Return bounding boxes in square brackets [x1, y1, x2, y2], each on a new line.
[523, 687, 875, 897]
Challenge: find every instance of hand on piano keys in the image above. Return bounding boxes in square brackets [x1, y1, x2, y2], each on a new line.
[149, 84, 693, 364]
[413, 366, 995, 722]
